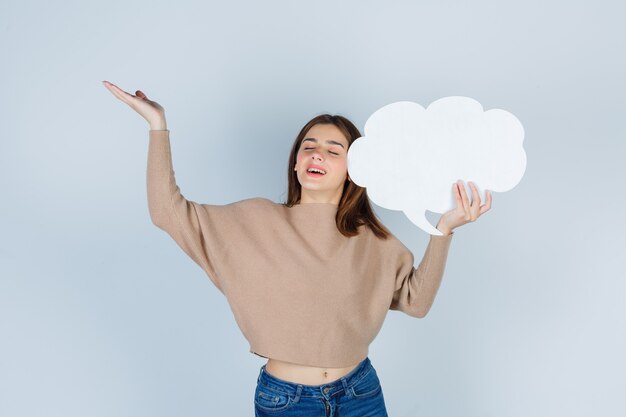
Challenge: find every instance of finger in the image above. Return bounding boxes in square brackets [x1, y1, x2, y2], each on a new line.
[469, 181, 481, 207]
[479, 190, 492, 215]
[452, 182, 463, 208]
[104, 82, 130, 102]
[468, 181, 481, 219]
[108, 82, 138, 103]
[136, 90, 148, 100]
[457, 180, 471, 218]
[106, 85, 128, 102]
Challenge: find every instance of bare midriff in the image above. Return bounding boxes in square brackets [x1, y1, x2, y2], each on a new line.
[264, 357, 363, 385]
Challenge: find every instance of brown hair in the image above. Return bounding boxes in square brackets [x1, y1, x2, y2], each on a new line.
[282, 114, 392, 240]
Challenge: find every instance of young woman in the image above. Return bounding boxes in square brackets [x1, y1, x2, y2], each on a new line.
[103, 81, 492, 417]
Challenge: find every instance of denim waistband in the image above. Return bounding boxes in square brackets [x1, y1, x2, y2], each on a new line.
[256, 356, 373, 399]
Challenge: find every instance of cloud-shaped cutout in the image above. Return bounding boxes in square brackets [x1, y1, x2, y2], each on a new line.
[347, 96, 526, 235]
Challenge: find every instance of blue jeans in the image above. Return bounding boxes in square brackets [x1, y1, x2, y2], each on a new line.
[254, 356, 389, 416]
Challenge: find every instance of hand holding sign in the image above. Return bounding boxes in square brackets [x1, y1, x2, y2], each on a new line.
[347, 96, 526, 235]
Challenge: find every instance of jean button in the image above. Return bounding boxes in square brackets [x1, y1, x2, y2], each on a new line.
[323, 387, 330, 393]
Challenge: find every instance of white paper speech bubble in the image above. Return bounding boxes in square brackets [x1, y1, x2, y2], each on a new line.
[347, 96, 526, 235]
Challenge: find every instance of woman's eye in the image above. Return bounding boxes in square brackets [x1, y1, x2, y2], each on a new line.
[304, 147, 339, 156]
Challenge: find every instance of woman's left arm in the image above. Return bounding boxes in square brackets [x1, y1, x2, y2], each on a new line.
[389, 180, 492, 317]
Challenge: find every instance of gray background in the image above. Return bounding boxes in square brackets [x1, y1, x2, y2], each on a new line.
[1, 0, 625, 416]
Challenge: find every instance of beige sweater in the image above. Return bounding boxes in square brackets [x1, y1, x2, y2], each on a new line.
[147, 129, 454, 368]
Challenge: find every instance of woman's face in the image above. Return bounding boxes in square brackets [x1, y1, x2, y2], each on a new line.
[294, 123, 350, 203]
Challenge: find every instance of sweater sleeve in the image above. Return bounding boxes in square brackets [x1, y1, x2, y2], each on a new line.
[146, 129, 242, 294]
[389, 232, 454, 318]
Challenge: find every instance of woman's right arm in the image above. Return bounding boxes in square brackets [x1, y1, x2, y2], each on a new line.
[102, 81, 225, 291]
[102, 80, 176, 225]
[145, 128, 216, 275]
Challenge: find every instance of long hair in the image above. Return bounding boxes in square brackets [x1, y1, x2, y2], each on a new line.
[283, 114, 392, 240]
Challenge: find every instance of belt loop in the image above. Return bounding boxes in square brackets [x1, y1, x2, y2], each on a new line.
[294, 384, 303, 402]
[341, 377, 352, 398]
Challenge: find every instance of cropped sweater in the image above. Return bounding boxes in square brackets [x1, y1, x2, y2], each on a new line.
[146, 129, 454, 368]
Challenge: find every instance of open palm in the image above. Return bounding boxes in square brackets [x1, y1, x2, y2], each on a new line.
[102, 80, 166, 128]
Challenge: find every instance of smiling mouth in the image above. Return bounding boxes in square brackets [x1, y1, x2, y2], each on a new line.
[306, 171, 325, 177]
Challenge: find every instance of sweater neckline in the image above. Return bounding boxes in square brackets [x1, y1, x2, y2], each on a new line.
[290, 202, 338, 207]
[294, 202, 338, 206]
[286, 202, 339, 212]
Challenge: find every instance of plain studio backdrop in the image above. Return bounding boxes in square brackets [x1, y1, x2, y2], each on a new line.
[1, 1, 624, 416]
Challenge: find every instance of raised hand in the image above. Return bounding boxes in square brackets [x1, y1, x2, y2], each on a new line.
[102, 80, 167, 130]
[436, 180, 492, 235]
